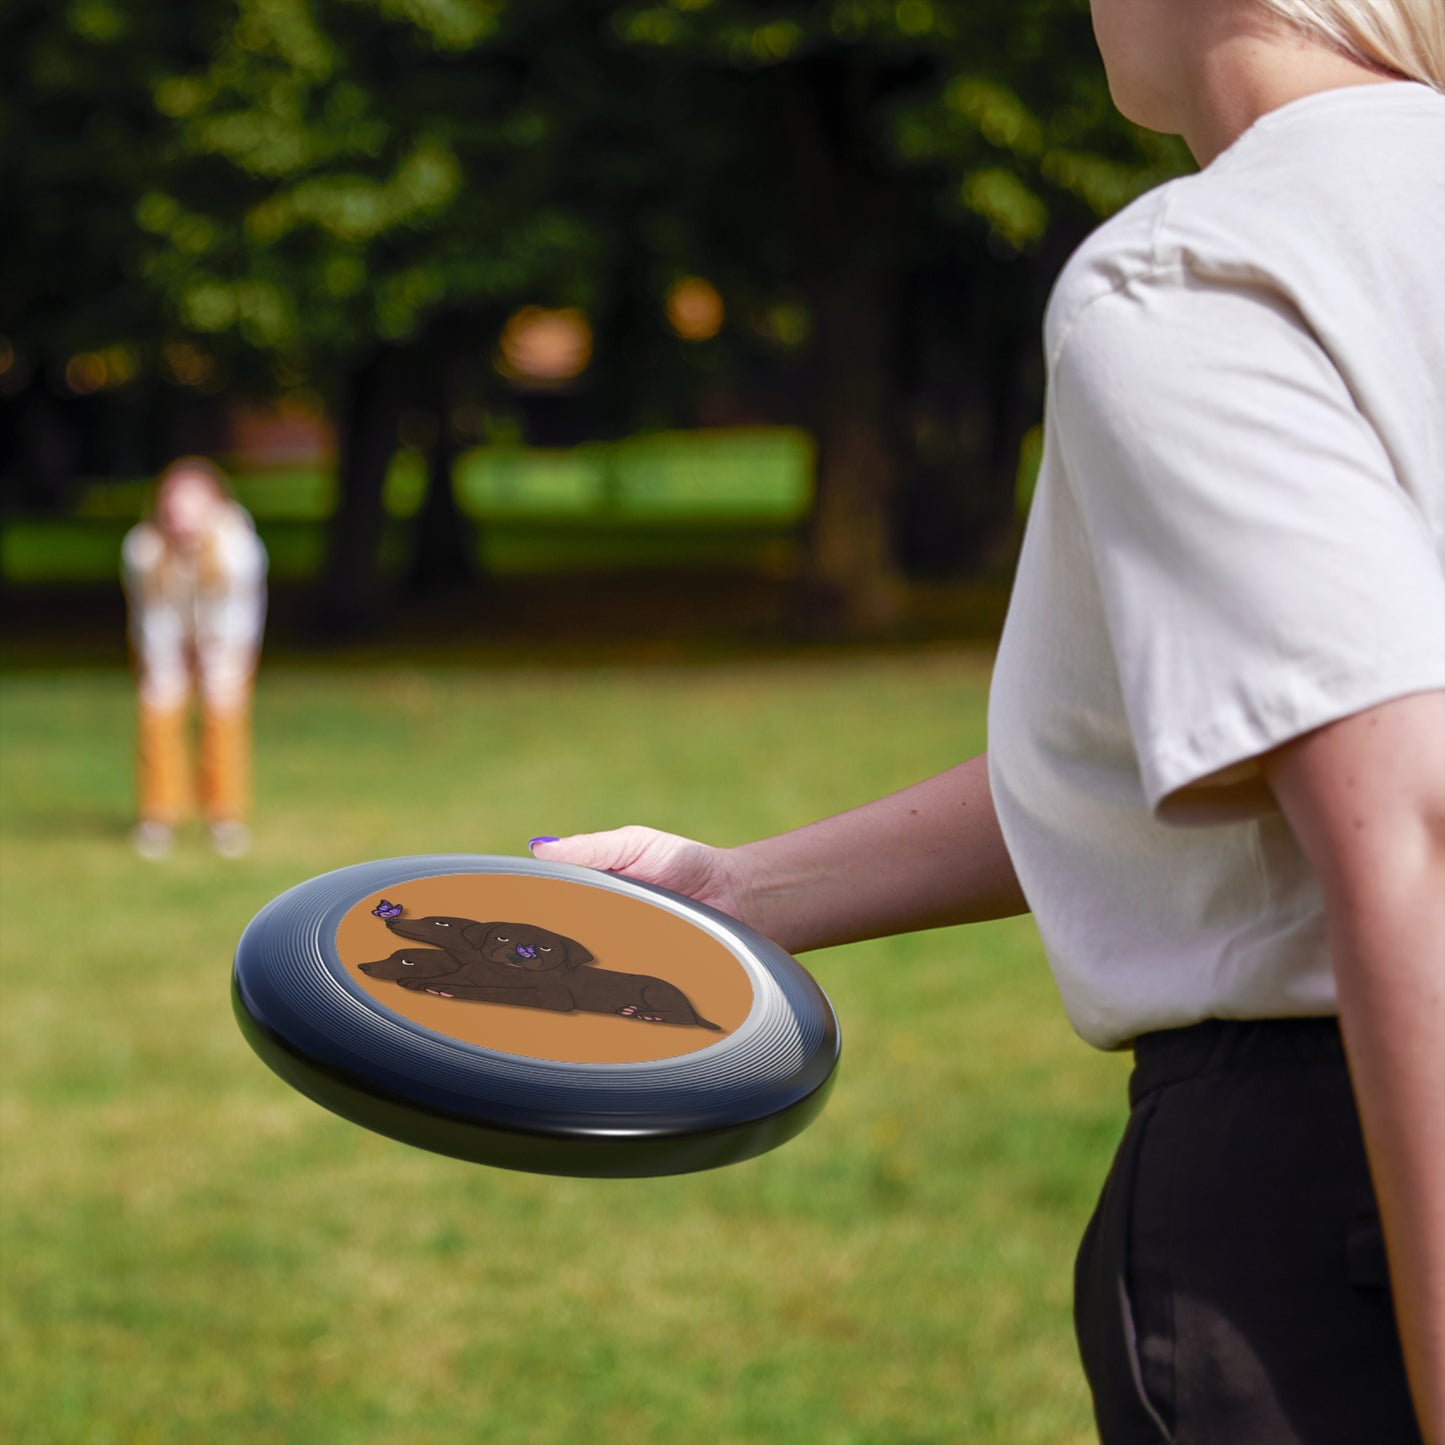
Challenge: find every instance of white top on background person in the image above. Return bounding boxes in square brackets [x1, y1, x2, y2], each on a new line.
[988, 79, 1445, 1051]
[122, 460, 268, 712]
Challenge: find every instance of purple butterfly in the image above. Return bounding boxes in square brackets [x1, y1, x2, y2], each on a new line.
[372, 899, 404, 920]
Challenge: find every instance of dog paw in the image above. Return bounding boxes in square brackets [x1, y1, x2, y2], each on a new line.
[425, 989, 455, 998]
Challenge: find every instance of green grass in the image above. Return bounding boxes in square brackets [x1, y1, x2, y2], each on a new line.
[2, 429, 814, 585]
[0, 514, 806, 584]
[64, 429, 814, 525]
[0, 654, 1127, 1444]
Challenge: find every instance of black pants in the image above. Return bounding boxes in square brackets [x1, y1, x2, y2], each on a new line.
[1074, 1018, 1422, 1445]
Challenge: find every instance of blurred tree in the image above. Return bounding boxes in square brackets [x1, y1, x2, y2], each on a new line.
[125, 0, 781, 632]
[0, 0, 214, 509]
[2, 0, 1189, 633]
[606, 0, 1191, 626]
[125, 0, 616, 633]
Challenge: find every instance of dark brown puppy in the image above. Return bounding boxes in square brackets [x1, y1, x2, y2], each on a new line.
[358, 943, 555, 1005]
[358, 945, 534, 1002]
[381, 915, 723, 1029]
[383, 915, 591, 970]
[358, 948, 460, 987]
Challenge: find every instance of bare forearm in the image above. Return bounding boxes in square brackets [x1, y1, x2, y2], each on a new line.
[1331, 853, 1445, 1445]
[726, 752, 1028, 955]
[1265, 693, 1445, 1444]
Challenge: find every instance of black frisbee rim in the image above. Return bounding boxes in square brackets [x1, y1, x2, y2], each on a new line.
[232, 854, 840, 1177]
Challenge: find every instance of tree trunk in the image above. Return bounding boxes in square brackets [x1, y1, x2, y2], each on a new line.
[6, 381, 81, 513]
[892, 236, 1057, 580]
[780, 57, 908, 635]
[804, 271, 905, 632]
[404, 356, 475, 597]
[313, 345, 404, 641]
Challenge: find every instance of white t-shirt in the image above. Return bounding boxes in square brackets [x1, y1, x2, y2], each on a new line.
[122, 503, 268, 709]
[988, 82, 1445, 1051]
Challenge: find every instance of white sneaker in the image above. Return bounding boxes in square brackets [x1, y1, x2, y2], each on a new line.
[132, 820, 174, 861]
[210, 821, 252, 859]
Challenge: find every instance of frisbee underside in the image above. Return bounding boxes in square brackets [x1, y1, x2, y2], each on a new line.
[232, 855, 840, 1178]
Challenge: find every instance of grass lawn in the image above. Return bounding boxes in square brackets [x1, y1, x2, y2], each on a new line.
[0, 651, 1127, 1444]
[1, 429, 815, 585]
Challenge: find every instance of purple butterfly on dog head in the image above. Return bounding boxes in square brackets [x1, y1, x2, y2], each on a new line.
[372, 899, 404, 920]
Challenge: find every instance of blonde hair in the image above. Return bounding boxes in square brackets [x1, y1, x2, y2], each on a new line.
[1257, 0, 1445, 89]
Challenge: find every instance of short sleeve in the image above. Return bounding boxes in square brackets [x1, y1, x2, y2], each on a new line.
[213, 506, 268, 583]
[1053, 273, 1445, 822]
[121, 523, 163, 590]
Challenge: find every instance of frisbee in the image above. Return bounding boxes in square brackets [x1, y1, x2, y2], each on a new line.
[232, 854, 839, 1177]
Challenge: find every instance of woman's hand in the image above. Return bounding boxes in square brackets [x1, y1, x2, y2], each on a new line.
[530, 827, 757, 926]
[528, 754, 1027, 956]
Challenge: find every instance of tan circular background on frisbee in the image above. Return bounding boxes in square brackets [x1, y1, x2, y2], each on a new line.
[335, 872, 755, 1063]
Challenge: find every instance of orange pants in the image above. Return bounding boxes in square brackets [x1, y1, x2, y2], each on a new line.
[137, 692, 252, 826]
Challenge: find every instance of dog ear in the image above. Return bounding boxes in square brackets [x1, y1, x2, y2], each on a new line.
[562, 935, 594, 970]
[460, 922, 497, 951]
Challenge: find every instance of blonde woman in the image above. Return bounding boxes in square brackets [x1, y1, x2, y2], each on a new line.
[122, 458, 267, 859]
[529, 1, 1445, 1439]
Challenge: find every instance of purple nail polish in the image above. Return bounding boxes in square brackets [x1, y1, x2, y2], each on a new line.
[528, 836, 560, 849]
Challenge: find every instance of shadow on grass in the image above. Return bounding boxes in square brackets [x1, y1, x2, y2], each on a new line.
[1, 572, 1013, 674]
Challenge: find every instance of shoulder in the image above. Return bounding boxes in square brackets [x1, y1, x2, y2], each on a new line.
[213, 504, 268, 573]
[1043, 182, 1182, 363]
[1045, 83, 1445, 368]
[122, 522, 164, 574]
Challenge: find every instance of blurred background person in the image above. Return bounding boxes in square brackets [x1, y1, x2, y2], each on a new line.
[121, 457, 267, 860]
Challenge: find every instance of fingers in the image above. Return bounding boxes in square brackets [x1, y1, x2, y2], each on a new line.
[527, 825, 739, 917]
[529, 826, 669, 875]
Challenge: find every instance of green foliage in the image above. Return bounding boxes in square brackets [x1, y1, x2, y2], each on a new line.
[126, 0, 608, 369]
[0, 656, 1128, 1444]
[0, 1, 184, 361]
[2, 0, 1190, 385]
[607, 0, 1190, 248]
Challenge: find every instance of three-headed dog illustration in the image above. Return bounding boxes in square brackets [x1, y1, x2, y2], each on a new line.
[358, 904, 724, 1031]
